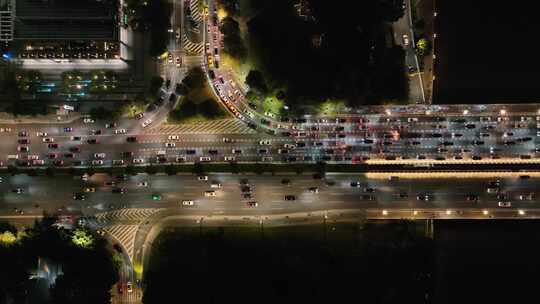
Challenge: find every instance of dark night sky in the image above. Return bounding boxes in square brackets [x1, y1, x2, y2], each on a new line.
[434, 0, 540, 104]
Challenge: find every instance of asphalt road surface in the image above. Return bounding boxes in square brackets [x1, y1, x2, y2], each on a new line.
[1, 172, 539, 219]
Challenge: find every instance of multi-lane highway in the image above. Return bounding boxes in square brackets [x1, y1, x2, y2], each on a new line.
[2, 109, 540, 167]
[2, 172, 540, 218]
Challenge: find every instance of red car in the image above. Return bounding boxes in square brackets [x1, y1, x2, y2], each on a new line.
[48, 153, 58, 159]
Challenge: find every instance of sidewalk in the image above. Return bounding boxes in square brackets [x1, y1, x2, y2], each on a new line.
[415, 0, 436, 104]
[0, 112, 82, 124]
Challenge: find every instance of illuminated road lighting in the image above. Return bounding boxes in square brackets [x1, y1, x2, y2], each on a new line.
[518, 210, 525, 215]
[382, 210, 388, 216]
[483, 210, 489, 215]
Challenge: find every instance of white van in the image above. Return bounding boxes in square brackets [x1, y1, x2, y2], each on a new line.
[7, 155, 18, 160]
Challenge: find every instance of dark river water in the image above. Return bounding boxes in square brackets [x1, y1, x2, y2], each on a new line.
[433, 0, 540, 104]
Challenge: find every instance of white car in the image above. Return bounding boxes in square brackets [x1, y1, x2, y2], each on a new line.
[142, 119, 152, 128]
[27, 155, 39, 160]
[176, 156, 186, 162]
[137, 181, 148, 187]
[402, 34, 409, 46]
[224, 156, 235, 161]
[114, 129, 127, 134]
[204, 190, 216, 197]
[211, 182, 222, 189]
[92, 160, 104, 165]
[94, 153, 106, 159]
[42, 137, 54, 143]
[133, 158, 144, 164]
[498, 201, 512, 208]
[112, 160, 124, 165]
[181, 200, 194, 206]
[264, 111, 276, 118]
[283, 144, 296, 149]
[36, 132, 48, 137]
[259, 140, 271, 145]
[198, 176, 208, 181]
[200, 156, 211, 162]
[33, 159, 45, 166]
[168, 135, 180, 140]
[83, 118, 95, 123]
[165, 142, 176, 148]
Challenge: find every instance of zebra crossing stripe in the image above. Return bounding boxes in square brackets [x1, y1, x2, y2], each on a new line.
[182, 33, 204, 54]
[104, 225, 138, 260]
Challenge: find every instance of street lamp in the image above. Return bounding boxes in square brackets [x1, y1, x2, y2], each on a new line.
[463, 109, 469, 115]
[500, 109, 507, 116]
[483, 210, 489, 215]
[385, 109, 391, 116]
[518, 210, 525, 216]
[382, 210, 388, 216]
[445, 210, 452, 215]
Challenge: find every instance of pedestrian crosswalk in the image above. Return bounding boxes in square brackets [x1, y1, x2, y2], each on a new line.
[190, 0, 203, 22]
[145, 119, 256, 135]
[104, 225, 139, 260]
[182, 32, 204, 55]
[94, 208, 164, 224]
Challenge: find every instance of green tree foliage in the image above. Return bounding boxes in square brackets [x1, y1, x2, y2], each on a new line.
[219, 0, 240, 16]
[89, 106, 122, 121]
[182, 67, 206, 90]
[247, 0, 409, 107]
[169, 98, 225, 123]
[149, 76, 164, 96]
[220, 17, 247, 59]
[245, 70, 268, 93]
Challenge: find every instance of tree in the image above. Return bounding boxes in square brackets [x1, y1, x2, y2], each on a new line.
[145, 165, 158, 175]
[149, 76, 164, 96]
[220, 17, 247, 59]
[125, 165, 137, 176]
[7, 165, 18, 176]
[220, 0, 240, 16]
[182, 67, 206, 90]
[193, 162, 204, 175]
[245, 70, 268, 93]
[45, 166, 55, 177]
[71, 228, 94, 248]
[416, 38, 432, 56]
[165, 165, 178, 176]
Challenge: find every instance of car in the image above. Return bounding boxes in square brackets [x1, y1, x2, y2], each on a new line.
[169, 135, 180, 140]
[204, 190, 216, 197]
[42, 137, 54, 143]
[519, 193, 534, 201]
[92, 160, 104, 165]
[165, 142, 175, 148]
[48, 143, 58, 149]
[259, 140, 271, 145]
[152, 194, 162, 201]
[17, 146, 29, 152]
[33, 159, 45, 166]
[283, 144, 296, 149]
[84, 187, 96, 193]
[135, 113, 144, 120]
[63, 127, 73, 132]
[73, 193, 85, 200]
[200, 156, 211, 162]
[18, 131, 28, 137]
[36, 132, 47, 137]
[69, 146, 81, 153]
[125, 136, 137, 143]
[308, 187, 319, 193]
[142, 119, 152, 128]
[83, 118, 95, 124]
[112, 188, 126, 194]
[402, 34, 409, 46]
[0, 127, 12, 132]
[112, 159, 124, 165]
[87, 138, 98, 144]
[91, 129, 102, 135]
[121, 152, 134, 158]
[126, 282, 133, 293]
[350, 181, 361, 188]
[71, 136, 81, 141]
[465, 194, 479, 202]
[258, 149, 268, 154]
[417, 193, 432, 201]
[246, 201, 258, 207]
[363, 187, 375, 193]
[465, 124, 476, 129]
[498, 201, 512, 208]
[94, 153, 106, 159]
[224, 156, 235, 161]
[211, 182, 222, 189]
[133, 158, 144, 164]
[284, 195, 296, 201]
[278, 149, 288, 154]
[472, 140, 484, 146]
[231, 149, 242, 154]
[64, 153, 74, 158]
[115, 129, 127, 134]
[198, 176, 208, 181]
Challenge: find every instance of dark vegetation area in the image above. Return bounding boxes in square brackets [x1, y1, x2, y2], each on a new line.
[169, 67, 226, 123]
[221, 0, 408, 112]
[143, 221, 433, 303]
[0, 217, 118, 304]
